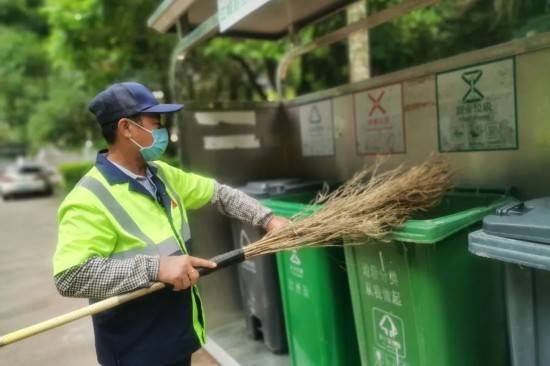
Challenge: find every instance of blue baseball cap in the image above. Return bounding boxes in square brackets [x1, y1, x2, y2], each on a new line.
[88, 82, 183, 125]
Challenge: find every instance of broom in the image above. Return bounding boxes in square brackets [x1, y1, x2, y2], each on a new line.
[198, 155, 452, 274]
[0, 156, 452, 347]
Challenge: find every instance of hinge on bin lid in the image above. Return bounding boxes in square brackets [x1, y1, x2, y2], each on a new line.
[268, 184, 286, 195]
[266, 181, 325, 195]
[496, 200, 525, 216]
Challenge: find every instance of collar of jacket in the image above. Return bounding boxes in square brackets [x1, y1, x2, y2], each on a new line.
[95, 150, 159, 199]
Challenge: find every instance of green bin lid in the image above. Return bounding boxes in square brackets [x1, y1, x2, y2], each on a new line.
[263, 189, 512, 245]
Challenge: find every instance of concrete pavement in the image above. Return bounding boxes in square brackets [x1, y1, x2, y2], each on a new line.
[0, 195, 218, 366]
[0, 195, 97, 365]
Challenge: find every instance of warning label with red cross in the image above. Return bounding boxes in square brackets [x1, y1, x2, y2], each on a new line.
[353, 83, 405, 155]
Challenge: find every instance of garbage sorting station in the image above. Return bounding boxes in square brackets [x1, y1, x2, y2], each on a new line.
[148, 1, 550, 365]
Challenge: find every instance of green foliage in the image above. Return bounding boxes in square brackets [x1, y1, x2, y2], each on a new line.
[42, 0, 175, 90]
[1, 0, 550, 153]
[368, 0, 549, 75]
[514, 13, 550, 38]
[58, 161, 94, 191]
[0, 0, 176, 151]
[175, 9, 351, 101]
[26, 76, 97, 151]
[0, 27, 49, 141]
[295, 11, 349, 95]
[177, 38, 287, 101]
[0, 0, 48, 35]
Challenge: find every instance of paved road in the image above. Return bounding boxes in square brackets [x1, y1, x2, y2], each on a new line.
[0, 195, 97, 365]
[0, 195, 218, 366]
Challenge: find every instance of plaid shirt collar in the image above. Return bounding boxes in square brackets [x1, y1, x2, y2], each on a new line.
[95, 150, 159, 199]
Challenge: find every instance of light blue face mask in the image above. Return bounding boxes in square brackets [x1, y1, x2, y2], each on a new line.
[128, 119, 169, 161]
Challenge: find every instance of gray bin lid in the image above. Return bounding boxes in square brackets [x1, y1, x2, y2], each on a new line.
[469, 230, 550, 270]
[469, 197, 550, 270]
[238, 179, 325, 198]
[482, 198, 550, 244]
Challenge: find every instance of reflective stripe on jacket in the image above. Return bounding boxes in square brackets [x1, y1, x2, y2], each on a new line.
[54, 152, 214, 365]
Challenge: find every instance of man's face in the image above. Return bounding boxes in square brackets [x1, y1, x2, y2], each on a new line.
[125, 113, 163, 148]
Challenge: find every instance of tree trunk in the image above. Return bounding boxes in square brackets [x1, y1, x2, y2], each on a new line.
[230, 54, 268, 101]
[347, 1, 370, 83]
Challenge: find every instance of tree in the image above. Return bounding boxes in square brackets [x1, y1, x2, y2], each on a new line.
[0, 27, 49, 143]
[42, 0, 175, 91]
[1, 0, 548, 150]
[175, 38, 286, 102]
[26, 76, 96, 151]
[0, 0, 48, 35]
[367, 0, 549, 75]
[173, 5, 353, 102]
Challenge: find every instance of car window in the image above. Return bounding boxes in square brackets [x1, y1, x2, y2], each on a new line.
[18, 166, 42, 174]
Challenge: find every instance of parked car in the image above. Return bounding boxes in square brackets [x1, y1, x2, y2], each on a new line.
[0, 163, 53, 200]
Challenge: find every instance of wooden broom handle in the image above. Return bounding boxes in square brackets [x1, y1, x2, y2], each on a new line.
[0, 282, 166, 347]
[0, 248, 246, 348]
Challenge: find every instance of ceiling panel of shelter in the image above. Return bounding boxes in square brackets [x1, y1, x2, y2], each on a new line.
[186, 0, 216, 25]
[186, 0, 348, 37]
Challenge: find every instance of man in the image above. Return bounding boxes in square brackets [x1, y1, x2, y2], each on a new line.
[53, 82, 288, 366]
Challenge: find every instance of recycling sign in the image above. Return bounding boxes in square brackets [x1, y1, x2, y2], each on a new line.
[298, 99, 335, 157]
[239, 229, 256, 273]
[289, 250, 304, 278]
[436, 58, 517, 152]
[372, 308, 406, 358]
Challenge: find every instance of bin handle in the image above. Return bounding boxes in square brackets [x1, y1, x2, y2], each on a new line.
[451, 186, 517, 196]
[496, 200, 525, 216]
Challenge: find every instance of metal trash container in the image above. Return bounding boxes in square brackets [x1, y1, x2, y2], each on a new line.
[231, 179, 323, 353]
[345, 188, 512, 366]
[469, 198, 550, 366]
[261, 191, 360, 366]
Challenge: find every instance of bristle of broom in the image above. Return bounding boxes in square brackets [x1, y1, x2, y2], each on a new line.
[244, 156, 453, 258]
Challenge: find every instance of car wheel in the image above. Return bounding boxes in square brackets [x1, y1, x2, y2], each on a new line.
[2, 194, 11, 201]
[43, 186, 54, 196]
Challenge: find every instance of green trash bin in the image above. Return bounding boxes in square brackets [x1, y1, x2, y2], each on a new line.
[344, 188, 512, 366]
[262, 192, 360, 366]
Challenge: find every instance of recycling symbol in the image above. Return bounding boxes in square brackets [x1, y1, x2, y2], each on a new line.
[309, 105, 322, 124]
[379, 314, 398, 338]
[290, 250, 302, 265]
[239, 229, 250, 248]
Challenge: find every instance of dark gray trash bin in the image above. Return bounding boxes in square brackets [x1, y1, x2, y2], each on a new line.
[231, 179, 324, 354]
[469, 198, 550, 366]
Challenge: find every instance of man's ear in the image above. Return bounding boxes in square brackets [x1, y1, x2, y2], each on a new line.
[118, 118, 131, 138]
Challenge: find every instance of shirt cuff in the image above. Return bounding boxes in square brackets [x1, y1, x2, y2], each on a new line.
[143, 255, 160, 281]
[259, 213, 274, 229]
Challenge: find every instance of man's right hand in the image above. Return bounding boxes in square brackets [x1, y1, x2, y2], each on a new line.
[158, 255, 217, 291]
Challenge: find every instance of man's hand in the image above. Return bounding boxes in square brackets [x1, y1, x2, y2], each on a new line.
[265, 215, 291, 232]
[158, 255, 217, 291]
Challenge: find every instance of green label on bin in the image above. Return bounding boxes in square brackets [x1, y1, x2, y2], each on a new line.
[345, 203, 510, 366]
[286, 250, 311, 298]
[348, 243, 416, 366]
[373, 308, 406, 358]
[278, 247, 360, 365]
